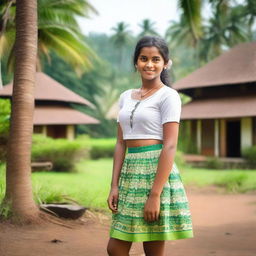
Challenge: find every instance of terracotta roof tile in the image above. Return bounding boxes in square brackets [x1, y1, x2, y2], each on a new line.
[173, 42, 256, 91]
[181, 95, 256, 119]
[34, 106, 99, 125]
[0, 72, 94, 107]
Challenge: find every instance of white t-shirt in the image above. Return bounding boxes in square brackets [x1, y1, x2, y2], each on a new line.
[117, 85, 181, 140]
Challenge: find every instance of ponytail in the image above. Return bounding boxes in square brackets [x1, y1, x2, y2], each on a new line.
[160, 69, 171, 87]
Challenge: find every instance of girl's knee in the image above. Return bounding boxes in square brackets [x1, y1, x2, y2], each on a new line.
[106, 242, 115, 256]
[107, 238, 132, 256]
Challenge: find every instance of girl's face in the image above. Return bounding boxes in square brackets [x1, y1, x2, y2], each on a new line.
[136, 46, 167, 82]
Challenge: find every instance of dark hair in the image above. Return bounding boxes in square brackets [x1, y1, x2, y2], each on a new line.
[133, 36, 171, 87]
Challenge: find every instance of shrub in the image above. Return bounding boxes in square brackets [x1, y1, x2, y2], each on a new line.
[31, 135, 90, 172]
[242, 146, 256, 167]
[215, 173, 248, 193]
[0, 135, 8, 162]
[87, 138, 116, 159]
[205, 157, 223, 169]
[174, 150, 186, 168]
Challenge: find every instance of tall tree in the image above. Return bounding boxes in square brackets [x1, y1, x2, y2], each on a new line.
[111, 22, 132, 68]
[167, 0, 253, 65]
[1, 0, 40, 223]
[138, 19, 159, 38]
[177, 0, 202, 46]
[199, 2, 249, 61]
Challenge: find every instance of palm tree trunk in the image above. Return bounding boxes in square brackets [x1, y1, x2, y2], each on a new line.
[3, 0, 39, 223]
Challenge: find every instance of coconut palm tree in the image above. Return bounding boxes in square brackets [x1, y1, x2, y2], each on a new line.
[111, 22, 132, 68]
[177, 0, 202, 46]
[0, 0, 98, 74]
[199, 2, 249, 62]
[167, 0, 252, 64]
[138, 19, 159, 38]
[1, 0, 40, 223]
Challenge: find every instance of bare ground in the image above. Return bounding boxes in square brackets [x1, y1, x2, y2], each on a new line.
[0, 187, 256, 256]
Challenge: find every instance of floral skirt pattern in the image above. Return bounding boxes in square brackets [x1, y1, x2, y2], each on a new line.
[109, 144, 194, 242]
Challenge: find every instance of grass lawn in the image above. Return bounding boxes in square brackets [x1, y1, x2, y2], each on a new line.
[1, 159, 256, 212]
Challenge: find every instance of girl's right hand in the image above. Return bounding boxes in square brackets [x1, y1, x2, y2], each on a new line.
[107, 187, 119, 213]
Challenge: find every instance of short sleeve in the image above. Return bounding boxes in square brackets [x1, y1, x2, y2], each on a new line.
[160, 90, 181, 124]
[116, 91, 125, 123]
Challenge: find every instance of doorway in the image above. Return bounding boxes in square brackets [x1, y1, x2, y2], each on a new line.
[226, 120, 241, 157]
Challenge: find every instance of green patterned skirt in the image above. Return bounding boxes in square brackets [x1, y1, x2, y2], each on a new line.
[109, 144, 194, 242]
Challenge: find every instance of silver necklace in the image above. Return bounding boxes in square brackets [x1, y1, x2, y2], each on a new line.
[130, 84, 163, 128]
[139, 84, 163, 99]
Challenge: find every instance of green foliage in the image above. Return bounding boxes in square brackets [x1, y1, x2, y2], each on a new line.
[0, 200, 12, 220]
[77, 136, 116, 159]
[242, 146, 256, 167]
[174, 150, 186, 168]
[138, 19, 159, 38]
[31, 135, 90, 172]
[0, 163, 5, 198]
[178, 120, 198, 154]
[0, 99, 11, 135]
[0, 164, 10, 219]
[1, 0, 98, 74]
[33, 183, 71, 205]
[214, 173, 249, 193]
[205, 157, 224, 169]
[182, 167, 256, 193]
[177, 0, 202, 43]
[0, 99, 10, 161]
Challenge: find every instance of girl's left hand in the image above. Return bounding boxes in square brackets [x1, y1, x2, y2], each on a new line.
[143, 194, 160, 222]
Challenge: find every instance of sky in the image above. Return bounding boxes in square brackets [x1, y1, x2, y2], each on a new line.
[77, 0, 180, 37]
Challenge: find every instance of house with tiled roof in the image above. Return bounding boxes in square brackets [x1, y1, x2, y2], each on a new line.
[173, 42, 256, 157]
[0, 72, 99, 139]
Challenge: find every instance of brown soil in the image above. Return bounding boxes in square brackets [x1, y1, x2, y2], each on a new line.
[0, 187, 256, 256]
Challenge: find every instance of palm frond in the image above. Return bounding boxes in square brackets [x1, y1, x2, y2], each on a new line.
[178, 0, 202, 44]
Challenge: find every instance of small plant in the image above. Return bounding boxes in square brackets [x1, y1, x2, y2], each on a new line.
[0, 200, 12, 219]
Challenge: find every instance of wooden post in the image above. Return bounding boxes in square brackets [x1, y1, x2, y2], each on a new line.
[220, 119, 226, 157]
[67, 125, 75, 140]
[197, 120, 201, 154]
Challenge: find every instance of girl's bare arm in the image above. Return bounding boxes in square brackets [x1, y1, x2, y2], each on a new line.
[107, 124, 126, 212]
[110, 124, 126, 188]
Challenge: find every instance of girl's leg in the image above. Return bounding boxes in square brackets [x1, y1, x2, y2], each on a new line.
[107, 238, 132, 256]
[143, 241, 165, 256]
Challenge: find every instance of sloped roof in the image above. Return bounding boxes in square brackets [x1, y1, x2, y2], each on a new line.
[181, 95, 256, 120]
[34, 106, 99, 125]
[173, 42, 256, 91]
[0, 72, 93, 107]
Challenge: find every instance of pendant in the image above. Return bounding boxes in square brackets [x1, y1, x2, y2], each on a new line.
[130, 101, 141, 129]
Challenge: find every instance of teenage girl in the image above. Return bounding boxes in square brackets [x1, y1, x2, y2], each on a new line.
[107, 36, 193, 256]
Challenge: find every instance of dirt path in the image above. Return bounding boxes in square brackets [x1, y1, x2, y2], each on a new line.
[0, 187, 256, 256]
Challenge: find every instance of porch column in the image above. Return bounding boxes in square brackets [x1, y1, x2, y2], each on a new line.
[214, 119, 219, 157]
[241, 117, 252, 151]
[42, 125, 47, 136]
[67, 125, 75, 140]
[197, 120, 201, 154]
